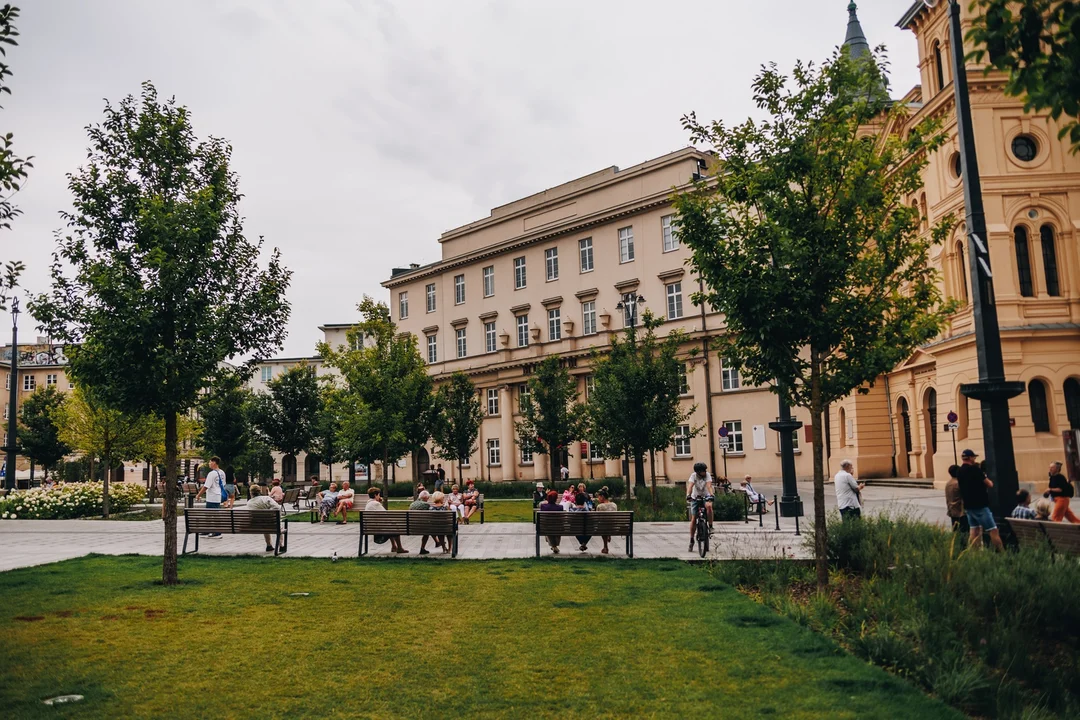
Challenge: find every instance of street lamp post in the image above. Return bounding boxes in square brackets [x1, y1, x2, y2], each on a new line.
[4, 296, 19, 491]
[769, 395, 804, 518]
[615, 292, 645, 489]
[935, 0, 1025, 515]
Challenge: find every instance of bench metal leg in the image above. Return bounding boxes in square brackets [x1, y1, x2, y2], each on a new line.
[536, 529, 540, 558]
[628, 529, 633, 558]
[182, 531, 190, 555]
[480, 506, 484, 524]
[452, 530, 458, 558]
[195, 532, 200, 554]
[274, 531, 280, 557]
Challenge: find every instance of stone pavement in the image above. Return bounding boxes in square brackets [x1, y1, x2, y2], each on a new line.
[0, 483, 951, 572]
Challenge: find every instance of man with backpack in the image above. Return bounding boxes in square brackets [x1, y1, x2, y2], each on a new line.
[195, 456, 228, 538]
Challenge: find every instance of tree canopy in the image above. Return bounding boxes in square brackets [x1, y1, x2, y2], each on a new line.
[516, 355, 585, 484]
[17, 385, 71, 478]
[969, 0, 1080, 151]
[0, 4, 30, 310]
[431, 372, 484, 482]
[673, 47, 953, 587]
[30, 82, 291, 583]
[250, 364, 321, 461]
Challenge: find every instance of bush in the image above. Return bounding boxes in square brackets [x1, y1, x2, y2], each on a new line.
[0, 482, 146, 519]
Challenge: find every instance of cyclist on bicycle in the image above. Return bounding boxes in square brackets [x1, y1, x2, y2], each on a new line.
[686, 461, 715, 551]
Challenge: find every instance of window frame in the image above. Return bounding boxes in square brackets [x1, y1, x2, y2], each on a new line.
[47, 373, 58, 386]
[23, 374, 35, 392]
[260, 366, 272, 383]
[426, 334, 438, 364]
[455, 328, 467, 359]
[618, 226, 635, 263]
[581, 300, 597, 336]
[545, 247, 559, 281]
[720, 359, 741, 391]
[1040, 225, 1060, 297]
[516, 314, 529, 348]
[398, 291, 409, 320]
[1014, 226, 1034, 297]
[486, 387, 500, 417]
[483, 265, 495, 297]
[666, 281, 683, 320]
[722, 420, 744, 453]
[426, 283, 436, 313]
[513, 257, 527, 289]
[487, 438, 501, 466]
[579, 238, 594, 273]
[674, 424, 692, 457]
[454, 274, 466, 305]
[484, 321, 497, 354]
[661, 214, 679, 252]
[547, 308, 561, 341]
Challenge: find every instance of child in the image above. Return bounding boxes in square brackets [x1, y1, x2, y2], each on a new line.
[1010, 489, 1036, 520]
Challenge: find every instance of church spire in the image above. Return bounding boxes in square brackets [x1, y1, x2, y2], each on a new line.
[843, 2, 871, 60]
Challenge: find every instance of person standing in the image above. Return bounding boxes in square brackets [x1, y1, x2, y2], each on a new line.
[834, 460, 864, 522]
[957, 449, 1003, 551]
[944, 465, 967, 534]
[560, 465, 570, 482]
[1046, 461, 1078, 523]
[194, 456, 227, 538]
[436, 464, 446, 491]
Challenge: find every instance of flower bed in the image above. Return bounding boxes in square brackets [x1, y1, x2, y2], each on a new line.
[0, 482, 146, 519]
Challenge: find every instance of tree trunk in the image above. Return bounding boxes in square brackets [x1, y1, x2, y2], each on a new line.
[650, 451, 657, 509]
[162, 412, 179, 585]
[348, 458, 355, 486]
[102, 450, 111, 519]
[810, 355, 829, 590]
[634, 451, 646, 490]
[411, 450, 419, 484]
[382, 448, 390, 509]
[88, 457, 95, 483]
[458, 459, 463, 486]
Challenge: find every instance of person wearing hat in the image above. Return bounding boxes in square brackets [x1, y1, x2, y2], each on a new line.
[957, 449, 1003, 551]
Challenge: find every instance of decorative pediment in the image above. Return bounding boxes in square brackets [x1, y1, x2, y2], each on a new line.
[897, 347, 936, 370]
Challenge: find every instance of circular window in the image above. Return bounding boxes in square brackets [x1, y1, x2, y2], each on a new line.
[1027, 209, 1039, 220]
[1011, 134, 1038, 162]
[951, 152, 962, 179]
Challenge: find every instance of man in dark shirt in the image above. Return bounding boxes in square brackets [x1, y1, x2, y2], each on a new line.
[1046, 461, 1078, 523]
[956, 449, 1003, 551]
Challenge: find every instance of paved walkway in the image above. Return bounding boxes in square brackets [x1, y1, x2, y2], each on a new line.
[0, 483, 950, 572]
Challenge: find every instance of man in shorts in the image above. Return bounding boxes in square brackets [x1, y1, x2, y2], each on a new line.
[194, 456, 226, 538]
[956, 449, 1003, 551]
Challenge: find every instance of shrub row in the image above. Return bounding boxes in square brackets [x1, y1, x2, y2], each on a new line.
[0, 482, 146, 520]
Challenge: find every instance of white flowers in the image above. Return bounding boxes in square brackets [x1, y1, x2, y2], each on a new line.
[0, 481, 146, 519]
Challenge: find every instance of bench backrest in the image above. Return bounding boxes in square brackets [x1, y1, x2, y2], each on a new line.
[185, 508, 281, 534]
[535, 510, 633, 535]
[1008, 518, 1080, 554]
[183, 482, 201, 494]
[281, 488, 301, 504]
[357, 510, 456, 536]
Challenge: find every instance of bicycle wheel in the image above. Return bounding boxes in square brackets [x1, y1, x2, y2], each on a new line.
[697, 517, 709, 557]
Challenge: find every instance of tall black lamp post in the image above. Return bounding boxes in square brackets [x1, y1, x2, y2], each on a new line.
[770, 396, 804, 518]
[615, 292, 645, 489]
[936, 0, 1025, 515]
[4, 296, 19, 491]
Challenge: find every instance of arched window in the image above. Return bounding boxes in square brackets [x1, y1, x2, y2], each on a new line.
[1040, 225, 1060, 297]
[926, 388, 938, 453]
[899, 397, 913, 453]
[1014, 226, 1034, 297]
[932, 41, 946, 93]
[919, 193, 929, 232]
[955, 241, 969, 302]
[1029, 379, 1050, 433]
[838, 406, 847, 447]
[1065, 378, 1080, 430]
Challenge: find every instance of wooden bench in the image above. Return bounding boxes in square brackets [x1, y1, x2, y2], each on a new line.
[281, 488, 301, 512]
[357, 511, 459, 558]
[534, 511, 634, 557]
[1007, 517, 1080, 555]
[182, 482, 201, 508]
[182, 508, 288, 556]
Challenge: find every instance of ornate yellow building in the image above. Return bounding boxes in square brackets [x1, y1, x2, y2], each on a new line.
[830, 1, 1080, 485]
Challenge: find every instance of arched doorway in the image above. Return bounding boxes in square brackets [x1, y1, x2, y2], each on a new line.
[416, 447, 431, 474]
[896, 397, 912, 477]
[281, 454, 297, 484]
[922, 388, 937, 479]
[1065, 378, 1080, 430]
[304, 454, 321, 482]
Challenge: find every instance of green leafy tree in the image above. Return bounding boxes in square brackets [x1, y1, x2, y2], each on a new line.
[673, 48, 953, 589]
[17, 385, 71, 480]
[588, 311, 699, 499]
[198, 372, 259, 479]
[969, 0, 1080, 151]
[31, 83, 291, 584]
[516, 355, 585, 484]
[309, 385, 343, 480]
[319, 297, 434, 499]
[431, 372, 484, 483]
[0, 4, 31, 310]
[249, 364, 321, 477]
[57, 386, 163, 517]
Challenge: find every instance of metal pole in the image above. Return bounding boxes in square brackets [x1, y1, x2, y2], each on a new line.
[722, 446, 728, 480]
[770, 392, 804, 518]
[945, 0, 1024, 516]
[951, 428, 958, 465]
[4, 297, 19, 491]
[774, 495, 780, 531]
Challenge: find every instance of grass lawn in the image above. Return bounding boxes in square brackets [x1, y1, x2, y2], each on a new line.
[0, 556, 958, 719]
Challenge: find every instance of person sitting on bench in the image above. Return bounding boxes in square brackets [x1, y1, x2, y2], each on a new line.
[317, 482, 339, 522]
[334, 481, 355, 525]
[246, 484, 284, 552]
[740, 475, 774, 510]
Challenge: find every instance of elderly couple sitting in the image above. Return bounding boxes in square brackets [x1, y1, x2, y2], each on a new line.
[316, 481, 356, 524]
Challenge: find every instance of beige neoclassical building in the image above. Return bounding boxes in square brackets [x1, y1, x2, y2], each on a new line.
[384, 1, 1080, 488]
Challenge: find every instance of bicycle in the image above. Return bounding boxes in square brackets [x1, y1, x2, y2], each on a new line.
[687, 496, 713, 558]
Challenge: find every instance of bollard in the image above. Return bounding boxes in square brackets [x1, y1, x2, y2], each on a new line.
[774, 495, 780, 531]
[758, 498, 764, 528]
[794, 513, 801, 536]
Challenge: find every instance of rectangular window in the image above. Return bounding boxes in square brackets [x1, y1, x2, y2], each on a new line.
[618, 226, 635, 263]
[427, 334, 438, 364]
[791, 429, 800, 451]
[2, 404, 7, 419]
[261, 366, 272, 383]
[548, 308, 561, 341]
[666, 282, 683, 319]
[23, 375, 35, 392]
[519, 383, 530, 412]
[487, 388, 500, 416]
[584, 374, 595, 400]
[483, 265, 495, 297]
[3, 373, 7, 390]
[69, 380, 75, 389]
[456, 328, 467, 358]
[662, 214, 679, 252]
[514, 257, 526, 289]
[721, 359, 741, 391]
[349, 332, 365, 351]
[722, 420, 744, 453]
[623, 304, 634, 328]
[47, 373, 58, 386]
[520, 444, 534, 464]
[581, 300, 597, 336]
[674, 425, 692, 457]
[677, 363, 689, 394]
[426, 283, 436, 313]
[454, 274, 465, 305]
[484, 321, 497, 353]
[398, 291, 408, 320]
[579, 238, 594, 272]
[517, 315, 529, 348]
[545, 247, 559, 281]
[487, 438, 501, 466]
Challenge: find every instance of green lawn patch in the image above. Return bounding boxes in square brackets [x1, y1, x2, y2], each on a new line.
[0, 555, 958, 719]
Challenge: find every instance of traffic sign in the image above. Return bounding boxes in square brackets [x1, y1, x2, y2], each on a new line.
[719, 438, 731, 450]
[947, 422, 959, 431]
[946, 411, 958, 424]
[718, 427, 729, 438]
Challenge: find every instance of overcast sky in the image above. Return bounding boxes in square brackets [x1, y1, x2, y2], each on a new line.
[3, 0, 922, 357]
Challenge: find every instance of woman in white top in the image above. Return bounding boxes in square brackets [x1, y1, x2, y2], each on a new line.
[364, 487, 407, 553]
[447, 485, 465, 518]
